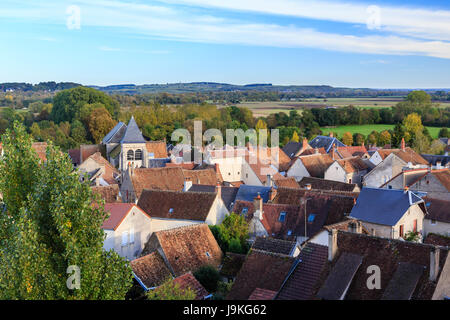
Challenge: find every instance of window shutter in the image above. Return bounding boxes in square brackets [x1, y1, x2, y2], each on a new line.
[122, 231, 128, 246]
[129, 228, 135, 243]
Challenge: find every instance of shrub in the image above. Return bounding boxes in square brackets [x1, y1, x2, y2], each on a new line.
[194, 265, 221, 293]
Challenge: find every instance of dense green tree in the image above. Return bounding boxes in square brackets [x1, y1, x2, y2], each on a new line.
[209, 213, 249, 254]
[51, 87, 119, 124]
[147, 278, 196, 300]
[438, 128, 450, 138]
[193, 265, 221, 293]
[87, 107, 117, 144]
[0, 122, 133, 299]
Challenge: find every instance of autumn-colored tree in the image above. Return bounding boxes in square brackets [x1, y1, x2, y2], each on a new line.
[412, 131, 431, 154]
[367, 133, 377, 146]
[147, 278, 196, 300]
[342, 132, 353, 146]
[291, 131, 300, 142]
[403, 113, 424, 135]
[87, 107, 117, 144]
[378, 130, 392, 146]
[0, 122, 133, 299]
[353, 133, 365, 146]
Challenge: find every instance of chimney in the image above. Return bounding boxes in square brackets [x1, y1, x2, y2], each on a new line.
[183, 177, 192, 192]
[429, 247, 440, 281]
[404, 186, 409, 193]
[253, 193, 263, 220]
[266, 174, 272, 187]
[214, 163, 220, 173]
[330, 144, 336, 160]
[436, 161, 442, 170]
[314, 148, 319, 154]
[302, 138, 308, 150]
[305, 183, 312, 191]
[329, 132, 333, 138]
[328, 229, 338, 261]
[269, 186, 277, 202]
[215, 182, 222, 199]
[401, 138, 406, 151]
[356, 221, 362, 234]
[362, 141, 365, 147]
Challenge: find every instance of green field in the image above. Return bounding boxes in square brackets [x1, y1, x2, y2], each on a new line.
[221, 97, 450, 117]
[320, 124, 444, 139]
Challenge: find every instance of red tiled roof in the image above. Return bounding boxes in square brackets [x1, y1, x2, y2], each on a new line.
[424, 233, 450, 247]
[173, 272, 209, 300]
[424, 197, 450, 224]
[131, 251, 172, 289]
[299, 147, 327, 156]
[273, 177, 300, 189]
[32, 142, 48, 162]
[335, 146, 368, 159]
[84, 152, 119, 185]
[68, 148, 81, 165]
[138, 189, 217, 221]
[146, 141, 168, 158]
[80, 144, 103, 163]
[336, 157, 369, 173]
[378, 147, 429, 166]
[432, 169, 450, 192]
[143, 224, 223, 277]
[102, 203, 148, 230]
[298, 154, 334, 178]
[248, 288, 277, 300]
[91, 185, 122, 203]
[227, 250, 294, 300]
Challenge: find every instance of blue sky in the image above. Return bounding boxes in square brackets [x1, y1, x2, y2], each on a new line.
[1, 0, 450, 88]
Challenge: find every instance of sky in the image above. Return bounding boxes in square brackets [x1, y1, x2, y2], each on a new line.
[1, 0, 450, 88]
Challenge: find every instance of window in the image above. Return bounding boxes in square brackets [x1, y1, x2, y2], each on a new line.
[399, 225, 404, 238]
[169, 208, 174, 214]
[206, 252, 211, 258]
[135, 149, 143, 160]
[148, 152, 155, 159]
[413, 219, 417, 233]
[388, 185, 393, 189]
[308, 214, 316, 223]
[287, 230, 292, 236]
[129, 228, 135, 244]
[348, 179, 352, 184]
[431, 219, 437, 225]
[127, 150, 134, 161]
[279, 211, 286, 222]
[242, 207, 248, 215]
[121, 231, 128, 246]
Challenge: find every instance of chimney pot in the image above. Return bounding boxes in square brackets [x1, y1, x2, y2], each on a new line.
[253, 193, 263, 220]
[328, 229, 338, 261]
[430, 247, 440, 281]
[329, 132, 333, 138]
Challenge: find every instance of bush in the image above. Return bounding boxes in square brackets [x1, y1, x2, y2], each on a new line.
[194, 265, 221, 293]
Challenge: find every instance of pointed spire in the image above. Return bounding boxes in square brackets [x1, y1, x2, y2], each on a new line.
[121, 116, 146, 144]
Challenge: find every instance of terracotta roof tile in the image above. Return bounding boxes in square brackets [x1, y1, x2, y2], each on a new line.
[423, 197, 450, 224]
[32, 142, 48, 162]
[273, 177, 300, 189]
[138, 189, 217, 221]
[336, 157, 369, 173]
[227, 250, 295, 300]
[248, 288, 277, 300]
[146, 141, 168, 158]
[173, 272, 210, 300]
[102, 203, 148, 230]
[144, 224, 223, 277]
[91, 185, 122, 203]
[131, 251, 172, 289]
[298, 177, 358, 192]
[297, 154, 334, 178]
[252, 237, 298, 256]
[335, 146, 368, 159]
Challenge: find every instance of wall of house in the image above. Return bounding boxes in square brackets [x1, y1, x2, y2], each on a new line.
[210, 157, 244, 182]
[150, 218, 199, 233]
[103, 206, 152, 260]
[205, 196, 229, 225]
[242, 161, 264, 186]
[410, 174, 450, 201]
[120, 170, 136, 203]
[324, 162, 347, 183]
[309, 230, 329, 246]
[248, 217, 269, 240]
[360, 222, 393, 239]
[287, 159, 311, 181]
[369, 151, 383, 166]
[423, 219, 450, 237]
[363, 155, 405, 188]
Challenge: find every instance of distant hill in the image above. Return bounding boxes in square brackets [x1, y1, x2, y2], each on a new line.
[0, 82, 81, 92]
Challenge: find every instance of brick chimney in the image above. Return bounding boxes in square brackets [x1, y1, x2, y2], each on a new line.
[330, 143, 336, 160]
[253, 193, 263, 220]
[302, 138, 309, 151]
[401, 138, 406, 151]
[269, 186, 277, 202]
[430, 247, 440, 281]
[314, 148, 319, 154]
[328, 229, 338, 261]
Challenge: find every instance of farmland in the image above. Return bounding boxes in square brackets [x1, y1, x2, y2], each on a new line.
[320, 124, 444, 139]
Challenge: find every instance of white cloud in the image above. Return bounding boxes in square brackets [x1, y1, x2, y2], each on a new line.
[99, 46, 121, 52]
[1, 0, 450, 59]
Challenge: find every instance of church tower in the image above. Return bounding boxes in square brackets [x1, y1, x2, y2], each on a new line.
[120, 116, 148, 171]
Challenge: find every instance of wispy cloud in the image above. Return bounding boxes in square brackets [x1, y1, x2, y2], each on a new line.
[1, 0, 450, 59]
[98, 46, 121, 52]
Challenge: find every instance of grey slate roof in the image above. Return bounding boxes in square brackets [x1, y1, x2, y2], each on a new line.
[317, 252, 363, 300]
[252, 237, 297, 256]
[309, 135, 345, 153]
[349, 188, 424, 226]
[381, 262, 424, 300]
[188, 184, 239, 211]
[121, 116, 146, 144]
[102, 121, 127, 144]
[282, 142, 303, 159]
[148, 158, 171, 168]
[235, 185, 272, 203]
[421, 154, 450, 167]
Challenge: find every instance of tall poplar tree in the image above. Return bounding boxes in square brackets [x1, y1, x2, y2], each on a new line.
[0, 122, 132, 299]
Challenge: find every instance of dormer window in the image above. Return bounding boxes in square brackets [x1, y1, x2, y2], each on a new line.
[287, 230, 292, 236]
[279, 211, 286, 222]
[242, 207, 248, 215]
[206, 252, 211, 258]
[169, 208, 174, 214]
[308, 214, 316, 223]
